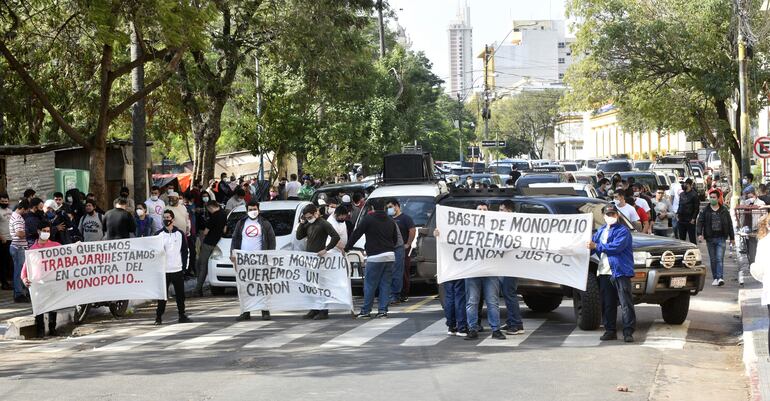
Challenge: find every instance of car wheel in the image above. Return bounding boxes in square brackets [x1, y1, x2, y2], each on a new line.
[210, 286, 226, 296]
[661, 292, 690, 325]
[572, 273, 601, 330]
[523, 294, 563, 313]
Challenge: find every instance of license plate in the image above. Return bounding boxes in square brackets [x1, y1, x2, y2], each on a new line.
[670, 276, 687, 288]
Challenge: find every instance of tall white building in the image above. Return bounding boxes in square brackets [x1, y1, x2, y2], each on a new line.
[493, 20, 574, 95]
[448, 1, 473, 99]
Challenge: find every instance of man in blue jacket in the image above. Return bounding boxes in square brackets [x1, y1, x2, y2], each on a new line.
[587, 204, 637, 343]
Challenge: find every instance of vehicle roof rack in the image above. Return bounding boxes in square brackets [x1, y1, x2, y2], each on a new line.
[448, 187, 517, 197]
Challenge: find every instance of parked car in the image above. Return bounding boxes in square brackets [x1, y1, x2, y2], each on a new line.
[559, 162, 580, 172]
[206, 201, 311, 295]
[416, 191, 707, 330]
[582, 158, 608, 171]
[523, 183, 598, 198]
[601, 159, 633, 173]
[513, 173, 566, 192]
[634, 160, 653, 171]
[310, 180, 377, 203]
[488, 159, 532, 174]
[618, 172, 659, 191]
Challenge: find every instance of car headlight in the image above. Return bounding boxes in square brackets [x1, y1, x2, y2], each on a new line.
[211, 246, 222, 259]
[633, 251, 651, 266]
[683, 249, 700, 268]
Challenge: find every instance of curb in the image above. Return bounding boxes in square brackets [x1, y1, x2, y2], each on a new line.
[740, 285, 769, 401]
[0, 277, 200, 340]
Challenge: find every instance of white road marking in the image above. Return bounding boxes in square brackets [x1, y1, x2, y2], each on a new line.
[243, 321, 330, 349]
[26, 328, 135, 353]
[321, 318, 407, 348]
[94, 323, 206, 352]
[562, 327, 602, 347]
[641, 320, 691, 349]
[168, 321, 272, 350]
[477, 319, 546, 347]
[400, 319, 450, 347]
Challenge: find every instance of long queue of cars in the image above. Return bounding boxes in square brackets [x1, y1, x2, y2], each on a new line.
[205, 152, 707, 330]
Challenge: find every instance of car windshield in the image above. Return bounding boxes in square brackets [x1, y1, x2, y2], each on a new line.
[441, 198, 505, 212]
[490, 165, 512, 174]
[224, 211, 246, 239]
[602, 161, 632, 172]
[223, 209, 296, 238]
[586, 160, 601, 168]
[362, 196, 435, 227]
[562, 164, 578, 171]
[655, 167, 686, 178]
[635, 161, 652, 170]
[620, 174, 658, 191]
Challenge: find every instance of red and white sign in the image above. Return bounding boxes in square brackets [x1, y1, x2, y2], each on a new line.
[245, 224, 261, 238]
[754, 137, 770, 159]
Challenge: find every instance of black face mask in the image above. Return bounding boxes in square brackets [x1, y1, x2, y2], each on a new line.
[120, 193, 129, 198]
[0, 203, 7, 209]
[164, 219, 173, 226]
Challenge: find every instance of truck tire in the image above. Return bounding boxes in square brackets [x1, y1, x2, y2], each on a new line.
[661, 292, 690, 325]
[572, 273, 601, 330]
[210, 286, 226, 296]
[523, 294, 563, 313]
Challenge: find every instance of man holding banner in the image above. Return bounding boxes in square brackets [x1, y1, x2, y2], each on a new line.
[154, 210, 193, 325]
[22, 220, 60, 337]
[498, 200, 524, 336]
[230, 200, 276, 321]
[297, 204, 340, 320]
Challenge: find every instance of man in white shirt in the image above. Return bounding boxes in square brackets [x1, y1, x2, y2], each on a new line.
[145, 186, 166, 233]
[155, 210, 193, 325]
[285, 174, 302, 200]
[327, 204, 351, 251]
[668, 173, 683, 238]
[613, 190, 640, 225]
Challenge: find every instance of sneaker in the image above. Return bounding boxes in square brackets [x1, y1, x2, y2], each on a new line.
[456, 327, 469, 337]
[194, 289, 204, 298]
[718, 279, 725, 287]
[261, 311, 271, 321]
[154, 318, 162, 326]
[491, 330, 507, 340]
[356, 312, 371, 320]
[712, 279, 719, 286]
[374, 312, 388, 319]
[623, 334, 634, 343]
[600, 332, 617, 341]
[399, 296, 409, 303]
[236, 312, 251, 321]
[302, 310, 318, 320]
[505, 326, 525, 335]
[464, 330, 479, 340]
[478, 325, 485, 333]
[178, 315, 193, 323]
[447, 327, 457, 336]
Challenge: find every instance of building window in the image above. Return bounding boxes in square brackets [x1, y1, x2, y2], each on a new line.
[566, 52, 572, 56]
[558, 58, 565, 64]
[558, 73, 564, 79]
[558, 42, 565, 48]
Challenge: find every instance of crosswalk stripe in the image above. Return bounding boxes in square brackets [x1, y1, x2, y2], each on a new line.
[641, 320, 691, 350]
[94, 323, 206, 352]
[26, 328, 136, 353]
[400, 319, 450, 347]
[243, 321, 329, 349]
[167, 321, 272, 350]
[321, 318, 407, 348]
[562, 327, 601, 347]
[477, 319, 546, 347]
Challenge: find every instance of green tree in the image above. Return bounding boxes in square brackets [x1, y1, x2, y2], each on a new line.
[490, 90, 563, 159]
[0, 0, 211, 201]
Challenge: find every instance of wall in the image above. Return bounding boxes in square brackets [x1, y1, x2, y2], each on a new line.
[2, 151, 56, 200]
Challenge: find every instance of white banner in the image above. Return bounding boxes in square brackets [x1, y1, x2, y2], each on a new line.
[233, 250, 353, 312]
[26, 237, 168, 315]
[436, 205, 592, 290]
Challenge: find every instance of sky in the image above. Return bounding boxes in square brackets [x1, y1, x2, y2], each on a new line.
[386, 0, 569, 88]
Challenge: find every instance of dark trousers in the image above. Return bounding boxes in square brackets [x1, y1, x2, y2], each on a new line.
[677, 220, 697, 244]
[186, 235, 197, 275]
[401, 254, 411, 298]
[0, 241, 11, 285]
[35, 312, 57, 337]
[157, 271, 186, 319]
[443, 279, 467, 330]
[195, 243, 215, 291]
[181, 238, 190, 273]
[599, 274, 618, 332]
[612, 276, 636, 336]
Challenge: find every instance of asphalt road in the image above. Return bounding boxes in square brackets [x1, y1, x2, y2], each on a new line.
[0, 270, 750, 401]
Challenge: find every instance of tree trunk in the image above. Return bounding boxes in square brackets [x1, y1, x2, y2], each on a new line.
[89, 139, 107, 207]
[130, 22, 148, 204]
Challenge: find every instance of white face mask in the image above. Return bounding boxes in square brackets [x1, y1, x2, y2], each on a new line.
[39, 232, 50, 241]
[247, 210, 259, 219]
[136, 209, 145, 217]
[202, 197, 209, 203]
[604, 216, 618, 226]
[307, 217, 317, 224]
[151, 195, 159, 201]
[327, 207, 336, 216]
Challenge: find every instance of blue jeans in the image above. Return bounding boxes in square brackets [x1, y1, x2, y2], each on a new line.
[361, 261, 393, 315]
[671, 214, 678, 239]
[500, 277, 523, 329]
[390, 246, 405, 301]
[465, 277, 501, 332]
[611, 276, 636, 336]
[599, 274, 618, 333]
[443, 280, 467, 330]
[706, 237, 726, 280]
[10, 245, 25, 298]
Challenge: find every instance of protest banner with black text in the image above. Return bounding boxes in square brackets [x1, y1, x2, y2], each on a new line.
[233, 250, 353, 312]
[436, 205, 592, 290]
[26, 237, 168, 315]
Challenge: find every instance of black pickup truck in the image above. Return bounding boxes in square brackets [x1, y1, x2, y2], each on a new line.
[414, 188, 707, 330]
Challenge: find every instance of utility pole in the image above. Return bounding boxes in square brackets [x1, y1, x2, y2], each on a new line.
[130, 22, 147, 203]
[255, 55, 264, 182]
[482, 44, 491, 164]
[734, 0, 753, 206]
[457, 93, 464, 162]
[377, 0, 386, 58]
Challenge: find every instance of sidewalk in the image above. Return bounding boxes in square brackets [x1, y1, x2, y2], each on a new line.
[0, 277, 200, 339]
[739, 268, 770, 401]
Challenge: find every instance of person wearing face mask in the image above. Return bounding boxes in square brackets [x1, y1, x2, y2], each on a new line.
[742, 173, 756, 194]
[24, 198, 46, 247]
[387, 199, 416, 304]
[612, 191, 640, 228]
[103, 198, 136, 240]
[697, 190, 734, 286]
[652, 189, 673, 236]
[165, 192, 192, 275]
[225, 188, 246, 213]
[587, 203, 636, 342]
[742, 187, 767, 207]
[297, 204, 340, 320]
[677, 178, 700, 244]
[154, 210, 193, 325]
[21, 220, 61, 337]
[145, 186, 166, 233]
[78, 200, 104, 242]
[135, 203, 155, 237]
[464, 175, 474, 189]
[596, 178, 610, 199]
[268, 186, 279, 201]
[327, 205, 353, 252]
[195, 200, 227, 297]
[324, 198, 339, 219]
[44, 199, 68, 244]
[0, 193, 13, 290]
[112, 186, 135, 211]
[230, 200, 276, 321]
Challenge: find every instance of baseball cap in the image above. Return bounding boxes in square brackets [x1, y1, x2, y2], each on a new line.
[341, 195, 352, 203]
[168, 191, 179, 198]
[44, 199, 58, 211]
[603, 204, 619, 215]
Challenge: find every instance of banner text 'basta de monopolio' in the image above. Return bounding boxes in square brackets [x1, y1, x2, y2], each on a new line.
[25, 237, 168, 315]
[435, 205, 592, 291]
